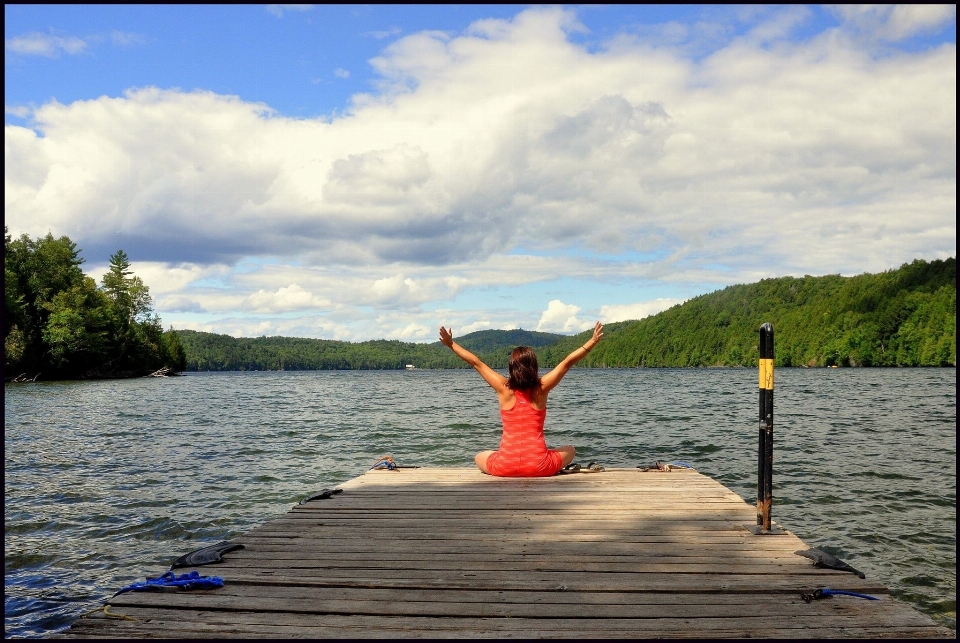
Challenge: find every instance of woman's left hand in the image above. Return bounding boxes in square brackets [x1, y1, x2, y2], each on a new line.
[590, 321, 604, 345]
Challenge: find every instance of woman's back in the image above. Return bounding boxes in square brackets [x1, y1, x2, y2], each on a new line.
[487, 388, 560, 477]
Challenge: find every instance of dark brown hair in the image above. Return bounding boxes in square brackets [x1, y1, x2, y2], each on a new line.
[507, 346, 540, 390]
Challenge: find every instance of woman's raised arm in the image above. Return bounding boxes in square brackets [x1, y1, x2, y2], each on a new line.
[540, 321, 604, 393]
[439, 326, 507, 392]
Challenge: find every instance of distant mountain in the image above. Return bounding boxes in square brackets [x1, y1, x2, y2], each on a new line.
[451, 328, 565, 354]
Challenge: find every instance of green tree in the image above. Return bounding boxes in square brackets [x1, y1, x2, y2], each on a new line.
[163, 327, 187, 372]
[41, 277, 112, 374]
[4, 231, 86, 373]
[101, 250, 153, 326]
[99, 249, 166, 374]
[4, 228, 28, 371]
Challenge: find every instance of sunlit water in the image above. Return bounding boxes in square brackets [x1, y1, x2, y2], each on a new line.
[4, 368, 956, 637]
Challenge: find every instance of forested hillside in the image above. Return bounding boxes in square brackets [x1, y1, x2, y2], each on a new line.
[177, 332, 463, 371]
[178, 258, 955, 371]
[176, 328, 561, 371]
[540, 258, 955, 368]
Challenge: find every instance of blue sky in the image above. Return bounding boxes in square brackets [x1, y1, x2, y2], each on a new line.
[7, 5, 953, 122]
[5, 5, 956, 341]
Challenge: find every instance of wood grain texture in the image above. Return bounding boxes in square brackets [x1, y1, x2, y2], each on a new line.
[56, 468, 953, 639]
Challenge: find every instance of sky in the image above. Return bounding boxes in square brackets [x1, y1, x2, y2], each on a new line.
[5, 4, 957, 342]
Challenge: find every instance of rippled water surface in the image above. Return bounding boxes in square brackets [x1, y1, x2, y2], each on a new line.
[4, 368, 956, 637]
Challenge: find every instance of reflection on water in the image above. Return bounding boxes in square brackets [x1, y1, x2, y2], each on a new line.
[4, 368, 956, 637]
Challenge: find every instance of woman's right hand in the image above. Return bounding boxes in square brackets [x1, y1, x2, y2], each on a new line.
[439, 326, 454, 348]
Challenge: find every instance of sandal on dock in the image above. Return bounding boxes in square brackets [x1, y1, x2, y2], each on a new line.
[371, 455, 397, 470]
[638, 461, 671, 472]
[171, 541, 244, 569]
[298, 488, 343, 504]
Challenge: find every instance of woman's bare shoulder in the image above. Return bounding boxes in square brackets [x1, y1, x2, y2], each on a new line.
[498, 386, 517, 410]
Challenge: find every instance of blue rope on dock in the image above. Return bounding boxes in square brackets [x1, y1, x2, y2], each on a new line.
[113, 571, 224, 596]
[820, 588, 879, 600]
[801, 587, 880, 603]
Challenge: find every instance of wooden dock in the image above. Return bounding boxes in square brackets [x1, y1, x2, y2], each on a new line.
[61, 468, 952, 638]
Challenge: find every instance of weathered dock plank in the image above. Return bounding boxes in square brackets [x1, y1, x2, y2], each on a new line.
[57, 468, 953, 638]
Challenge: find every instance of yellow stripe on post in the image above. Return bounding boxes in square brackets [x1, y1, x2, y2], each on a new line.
[759, 358, 774, 390]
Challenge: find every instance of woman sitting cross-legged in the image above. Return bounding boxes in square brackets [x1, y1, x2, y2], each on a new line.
[438, 322, 604, 477]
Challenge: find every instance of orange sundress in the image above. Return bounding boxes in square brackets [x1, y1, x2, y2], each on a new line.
[485, 389, 564, 477]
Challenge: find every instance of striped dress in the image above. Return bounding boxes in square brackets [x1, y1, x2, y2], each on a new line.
[485, 388, 564, 477]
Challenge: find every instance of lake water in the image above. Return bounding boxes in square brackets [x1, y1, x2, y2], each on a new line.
[4, 368, 956, 637]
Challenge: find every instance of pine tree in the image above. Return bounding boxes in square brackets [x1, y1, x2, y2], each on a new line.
[163, 327, 187, 372]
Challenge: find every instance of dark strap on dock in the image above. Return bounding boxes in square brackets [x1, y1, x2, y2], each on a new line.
[795, 548, 866, 578]
[171, 541, 244, 569]
[298, 488, 343, 504]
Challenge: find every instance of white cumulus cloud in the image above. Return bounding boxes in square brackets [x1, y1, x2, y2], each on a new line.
[536, 300, 594, 334]
[7, 6, 953, 279]
[243, 284, 329, 313]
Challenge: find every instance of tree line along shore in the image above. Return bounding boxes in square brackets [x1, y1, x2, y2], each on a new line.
[179, 257, 955, 372]
[4, 228, 953, 380]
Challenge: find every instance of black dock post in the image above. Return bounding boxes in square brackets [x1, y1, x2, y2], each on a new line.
[749, 322, 783, 535]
